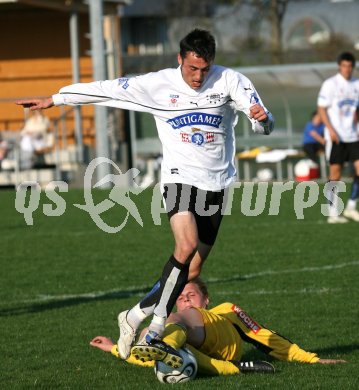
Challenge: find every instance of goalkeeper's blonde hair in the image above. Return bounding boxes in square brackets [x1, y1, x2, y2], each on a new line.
[189, 277, 209, 300]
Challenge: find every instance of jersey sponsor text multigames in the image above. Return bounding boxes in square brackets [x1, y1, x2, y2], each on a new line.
[167, 112, 223, 130]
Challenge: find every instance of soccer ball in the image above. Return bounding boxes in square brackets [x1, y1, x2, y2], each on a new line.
[154, 347, 198, 384]
[256, 168, 274, 182]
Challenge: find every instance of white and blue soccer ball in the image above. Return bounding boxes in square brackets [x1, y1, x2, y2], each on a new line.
[154, 347, 198, 384]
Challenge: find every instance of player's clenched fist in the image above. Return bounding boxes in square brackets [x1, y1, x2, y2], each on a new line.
[250, 103, 268, 122]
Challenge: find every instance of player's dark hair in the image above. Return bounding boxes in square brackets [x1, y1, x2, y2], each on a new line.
[337, 52, 356, 67]
[311, 110, 318, 119]
[179, 29, 216, 62]
[189, 277, 209, 298]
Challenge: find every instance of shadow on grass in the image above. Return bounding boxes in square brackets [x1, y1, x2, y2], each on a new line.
[0, 275, 252, 317]
[240, 343, 359, 362]
[0, 287, 152, 316]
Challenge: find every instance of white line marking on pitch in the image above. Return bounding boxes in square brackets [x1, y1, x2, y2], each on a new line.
[216, 287, 345, 296]
[8, 260, 359, 305]
[207, 260, 359, 283]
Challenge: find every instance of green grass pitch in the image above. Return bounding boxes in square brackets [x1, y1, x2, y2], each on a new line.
[1, 185, 358, 389]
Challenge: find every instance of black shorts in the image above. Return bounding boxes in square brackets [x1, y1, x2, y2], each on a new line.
[329, 141, 359, 165]
[303, 143, 324, 162]
[162, 183, 227, 246]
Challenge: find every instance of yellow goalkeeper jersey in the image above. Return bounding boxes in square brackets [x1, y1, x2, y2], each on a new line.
[111, 302, 319, 375]
[196, 302, 319, 363]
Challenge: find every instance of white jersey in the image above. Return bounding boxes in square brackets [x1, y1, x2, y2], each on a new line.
[52, 65, 274, 191]
[317, 73, 359, 143]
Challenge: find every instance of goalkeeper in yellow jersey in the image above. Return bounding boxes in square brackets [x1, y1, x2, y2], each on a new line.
[90, 278, 345, 376]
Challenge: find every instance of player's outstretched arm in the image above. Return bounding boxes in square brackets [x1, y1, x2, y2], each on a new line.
[90, 336, 114, 353]
[15, 97, 54, 111]
[92, 335, 155, 367]
[318, 358, 347, 364]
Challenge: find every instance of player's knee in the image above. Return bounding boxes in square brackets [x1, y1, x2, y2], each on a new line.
[329, 167, 342, 181]
[176, 240, 197, 260]
[167, 312, 182, 324]
[172, 308, 201, 327]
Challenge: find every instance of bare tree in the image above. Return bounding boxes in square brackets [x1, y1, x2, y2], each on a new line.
[217, 0, 290, 64]
[266, 0, 289, 63]
[166, 0, 290, 64]
[167, 0, 215, 17]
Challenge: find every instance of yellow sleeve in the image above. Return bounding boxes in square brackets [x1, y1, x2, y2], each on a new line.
[111, 344, 120, 357]
[186, 345, 240, 376]
[110, 345, 154, 367]
[217, 303, 320, 363]
[285, 344, 320, 363]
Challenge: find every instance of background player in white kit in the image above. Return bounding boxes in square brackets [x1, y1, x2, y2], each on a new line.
[16, 29, 274, 361]
[317, 52, 359, 224]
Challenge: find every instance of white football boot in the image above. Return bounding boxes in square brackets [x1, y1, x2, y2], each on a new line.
[343, 208, 359, 222]
[117, 310, 137, 359]
[327, 216, 348, 224]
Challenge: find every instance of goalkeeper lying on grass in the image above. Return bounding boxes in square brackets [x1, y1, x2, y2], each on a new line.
[90, 278, 345, 375]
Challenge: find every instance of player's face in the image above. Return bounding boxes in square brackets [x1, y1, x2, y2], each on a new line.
[338, 60, 354, 80]
[176, 283, 209, 311]
[178, 52, 212, 90]
[312, 113, 322, 125]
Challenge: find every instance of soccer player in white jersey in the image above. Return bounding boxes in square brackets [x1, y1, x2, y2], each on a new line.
[16, 29, 274, 360]
[317, 52, 359, 224]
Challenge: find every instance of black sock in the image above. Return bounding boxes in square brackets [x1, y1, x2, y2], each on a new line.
[350, 175, 359, 200]
[154, 255, 189, 319]
[139, 279, 161, 315]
